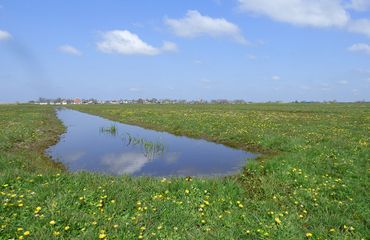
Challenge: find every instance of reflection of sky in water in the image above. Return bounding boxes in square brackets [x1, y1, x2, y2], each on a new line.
[46, 108, 255, 176]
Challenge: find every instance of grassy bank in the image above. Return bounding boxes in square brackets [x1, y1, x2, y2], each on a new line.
[1, 104, 369, 239]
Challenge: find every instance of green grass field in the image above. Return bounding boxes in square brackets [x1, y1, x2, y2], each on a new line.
[1, 103, 369, 239]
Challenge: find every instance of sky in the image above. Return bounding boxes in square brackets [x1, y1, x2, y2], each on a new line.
[0, 0, 370, 102]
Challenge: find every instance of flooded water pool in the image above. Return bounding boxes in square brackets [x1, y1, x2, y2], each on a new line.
[46, 108, 255, 176]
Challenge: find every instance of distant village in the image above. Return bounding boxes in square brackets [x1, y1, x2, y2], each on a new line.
[28, 97, 361, 105]
[29, 98, 252, 105]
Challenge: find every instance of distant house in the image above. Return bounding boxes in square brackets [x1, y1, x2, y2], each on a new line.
[74, 98, 82, 104]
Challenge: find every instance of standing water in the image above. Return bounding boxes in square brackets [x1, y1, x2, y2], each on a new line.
[46, 108, 255, 176]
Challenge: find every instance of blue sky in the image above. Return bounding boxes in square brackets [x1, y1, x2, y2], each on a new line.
[0, 0, 369, 102]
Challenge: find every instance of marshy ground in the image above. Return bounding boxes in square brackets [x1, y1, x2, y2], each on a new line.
[0, 103, 369, 239]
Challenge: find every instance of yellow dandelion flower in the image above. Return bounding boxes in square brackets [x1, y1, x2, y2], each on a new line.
[49, 220, 56, 225]
[306, 232, 313, 238]
[53, 231, 60, 236]
[329, 228, 335, 233]
[18, 236, 24, 240]
[274, 217, 282, 225]
[64, 226, 70, 231]
[98, 234, 106, 239]
[23, 231, 30, 236]
[17, 228, 23, 231]
[113, 224, 119, 228]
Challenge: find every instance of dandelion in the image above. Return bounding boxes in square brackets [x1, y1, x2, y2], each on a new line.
[329, 228, 335, 233]
[98, 233, 106, 239]
[306, 232, 313, 238]
[53, 231, 60, 236]
[64, 226, 70, 231]
[23, 231, 30, 236]
[49, 220, 56, 225]
[274, 217, 282, 225]
[185, 189, 190, 194]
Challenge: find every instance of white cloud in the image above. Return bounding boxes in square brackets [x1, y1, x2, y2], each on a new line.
[339, 80, 349, 84]
[348, 43, 370, 55]
[347, 19, 370, 38]
[165, 10, 246, 43]
[238, 1, 370, 38]
[161, 41, 178, 52]
[102, 153, 148, 175]
[272, 75, 281, 80]
[345, 0, 370, 11]
[97, 30, 176, 55]
[238, 0, 350, 27]
[58, 45, 82, 56]
[0, 30, 11, 40]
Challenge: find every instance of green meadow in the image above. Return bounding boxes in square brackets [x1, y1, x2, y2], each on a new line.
[1, 103, 369, 239]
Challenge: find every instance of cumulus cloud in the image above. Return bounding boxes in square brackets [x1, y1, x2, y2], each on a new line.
[58, 44, 82, 56]
[102, 153, 149, 175]
[272, 75, 281, 80]
[97, 30, 176, 55]
[0, 30, 11, 40]
[347, 19, 370, 38]
[345, 0, 370, 11]
[165, 10, 246, 43]
[238, 0, 350, 28]
[238, 1, 370, 38]
[348, 43, 370, 55]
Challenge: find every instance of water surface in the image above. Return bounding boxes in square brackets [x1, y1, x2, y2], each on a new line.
[47, 108, 255, 176]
